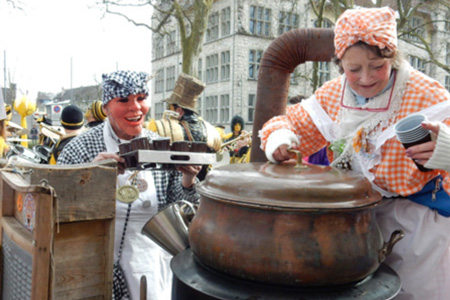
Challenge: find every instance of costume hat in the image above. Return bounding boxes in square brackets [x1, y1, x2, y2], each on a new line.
[61, 105, 84, 130]
[87, 100, 107, 122]
[164, 73, 205, 113]
[334, 7, 397, 59]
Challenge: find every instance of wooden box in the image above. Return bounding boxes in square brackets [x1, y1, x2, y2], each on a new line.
[0, 161, 117, 299]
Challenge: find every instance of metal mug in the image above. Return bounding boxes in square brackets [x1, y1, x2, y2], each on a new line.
[141, 200, 197, 256]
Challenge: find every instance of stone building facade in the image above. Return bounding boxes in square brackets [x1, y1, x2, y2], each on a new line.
[151, 0, 450, 128]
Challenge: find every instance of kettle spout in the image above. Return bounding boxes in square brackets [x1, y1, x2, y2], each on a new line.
[141, 200, 197, 256]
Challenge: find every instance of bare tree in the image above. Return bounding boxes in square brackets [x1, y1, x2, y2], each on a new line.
[4, 0, 24, 9]
[99, 0, 216, 77]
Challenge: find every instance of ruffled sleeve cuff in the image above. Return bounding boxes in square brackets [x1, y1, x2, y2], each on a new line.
[424, 122, 450, 172]
[265, 129, 299, 163]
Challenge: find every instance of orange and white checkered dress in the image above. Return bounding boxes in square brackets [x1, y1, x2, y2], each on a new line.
[260, 66, 450, 197]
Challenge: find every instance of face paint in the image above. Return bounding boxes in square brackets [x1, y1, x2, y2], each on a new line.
[104, 93, 149, 140]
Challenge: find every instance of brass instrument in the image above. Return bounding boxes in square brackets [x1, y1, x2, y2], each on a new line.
[40, 123, 64, 139]
[221, 131, 252, 150]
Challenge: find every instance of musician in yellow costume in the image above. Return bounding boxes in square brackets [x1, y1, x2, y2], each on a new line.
[223, 115, 251, 164]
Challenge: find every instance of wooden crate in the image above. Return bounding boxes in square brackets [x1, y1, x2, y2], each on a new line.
[0, 160, 117, 299]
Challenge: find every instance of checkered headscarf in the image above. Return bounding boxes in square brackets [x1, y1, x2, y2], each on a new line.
[334, 7, 397, 59]
[102, 70, 150, 105]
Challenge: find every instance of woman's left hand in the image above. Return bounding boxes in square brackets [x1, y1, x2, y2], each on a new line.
[405, 122, 440, 166]
[177, 165, 202, 188]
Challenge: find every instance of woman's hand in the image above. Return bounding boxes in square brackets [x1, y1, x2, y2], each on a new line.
[272, 144, 295, 163]
[93, 152, 126, 174]
[405, 122, 439, 166]
[177, 165, 202, 188]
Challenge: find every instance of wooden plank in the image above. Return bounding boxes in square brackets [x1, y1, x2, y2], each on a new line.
[1, 216, 33, 254]
[52, 220, 112, 297]
[0, 174, 18, 217]
[0, 174, 16, 298]
[53, 283, 105, 300]
[54, 235, 106, 262]
[54, 220, 106, 240]
[104, 219, 114, 300]
[31, 193, 54, 300]
[27, 162, 117, 222]
[1, 172, 49, 194]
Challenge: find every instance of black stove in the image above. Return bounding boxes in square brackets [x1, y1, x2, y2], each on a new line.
[171, 248, 401, 300]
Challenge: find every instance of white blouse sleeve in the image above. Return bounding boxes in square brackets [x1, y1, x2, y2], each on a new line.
[424, 122, 450, 172]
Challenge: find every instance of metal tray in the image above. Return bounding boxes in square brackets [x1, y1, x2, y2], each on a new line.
[120, 150, 217, 169]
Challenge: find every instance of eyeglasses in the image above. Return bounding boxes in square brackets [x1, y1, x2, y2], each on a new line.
[340, 71, 397, 112]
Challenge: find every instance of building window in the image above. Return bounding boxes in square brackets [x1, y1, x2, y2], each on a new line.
[248, 50, 263, 80]
[155, 102, 165, 120]
[165, 66, 176, 91]
[155, 69, 164, 93]
[314, 18, 333, 28]
[206, 11, 219, 42]
[197, 96, 202, 115]
[221, 51, 230, 81]
[405, 16, 425, 42]
[206, 54, 219, 83]
[166, 30, 177, 55]
[318, 61, 331, 86]
[154, 35, 164, 59]
[221, 7, 231, 36]
[278, 11, 298, 35]
[409, 56, 426, 74]
[248, 94, 256, 122]
[198, 58, 203, 82]
[446, 43, 450, 66]
[249, 6, 271, 37]
[220, 94, 230, 123]
[445, 75, 450, 92]
[205, 95, 218, 123]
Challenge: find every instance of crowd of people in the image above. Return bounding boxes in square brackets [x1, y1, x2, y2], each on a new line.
[0, 6, 449, 300]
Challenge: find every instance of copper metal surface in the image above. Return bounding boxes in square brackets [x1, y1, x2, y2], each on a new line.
[250, 28, 335, 162]
[189, 162, 405, 287]
[196, 161, 380, 209]
[189, 196, 383, 286]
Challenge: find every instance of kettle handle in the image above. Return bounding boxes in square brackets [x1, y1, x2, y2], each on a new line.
[378, 229, 405, 263]
[173, 200, 197, 232]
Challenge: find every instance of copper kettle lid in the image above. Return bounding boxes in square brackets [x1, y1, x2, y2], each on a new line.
[196, 162, 381, 210]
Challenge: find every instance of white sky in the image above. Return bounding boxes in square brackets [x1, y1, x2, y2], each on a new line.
[0, 0, 153, 98]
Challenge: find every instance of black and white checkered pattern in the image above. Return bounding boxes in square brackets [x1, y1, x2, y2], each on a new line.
[57, 123, 199, 210]
[112, 261, 130, 300]
[102, 70, 150, 106]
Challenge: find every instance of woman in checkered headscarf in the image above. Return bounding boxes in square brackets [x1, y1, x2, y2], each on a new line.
[260, 7, 450, 300]
[57, 70, 201, 300]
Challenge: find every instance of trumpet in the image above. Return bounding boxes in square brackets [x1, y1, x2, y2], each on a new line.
[221, 131, 252, 150]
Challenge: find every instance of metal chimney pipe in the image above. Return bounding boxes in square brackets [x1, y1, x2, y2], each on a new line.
[250, 28, 335, 162]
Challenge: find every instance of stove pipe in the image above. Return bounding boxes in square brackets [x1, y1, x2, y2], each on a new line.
[250, 28, 335, 162]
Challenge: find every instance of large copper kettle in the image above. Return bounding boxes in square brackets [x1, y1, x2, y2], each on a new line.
[188, 159, 403, 287]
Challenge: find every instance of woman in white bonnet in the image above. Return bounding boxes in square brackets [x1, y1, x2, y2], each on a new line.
[260, 7, 450, 300]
